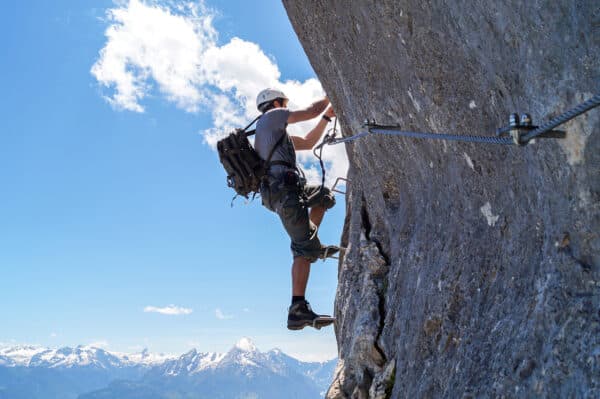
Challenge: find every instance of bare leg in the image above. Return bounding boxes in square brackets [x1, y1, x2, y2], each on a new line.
[309, 205, 326, 227]
[292, 256, 311, 296]
[291, 206, 327, 298]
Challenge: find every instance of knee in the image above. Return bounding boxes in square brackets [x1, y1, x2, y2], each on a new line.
[293, 255, 312, 267]
[317, 188, 335, 210]
[322, 193, 335, 210]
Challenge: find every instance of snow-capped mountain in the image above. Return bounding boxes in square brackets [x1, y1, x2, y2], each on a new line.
[0, 354, 15, 367]
[0, 345, 47, 366]
[0, 344, 174, 369]
[0, 339, 337, 399]
[155, 348, 225, 376]
[131, 338, 336, 399]
[28, 346, 124, 369]
[114, 348, 175, 367]
[217, 337, 266, 371]
[149, 337, 333, 381]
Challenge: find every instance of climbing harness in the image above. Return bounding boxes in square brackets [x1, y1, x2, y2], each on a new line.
[321, 93, 600, 147]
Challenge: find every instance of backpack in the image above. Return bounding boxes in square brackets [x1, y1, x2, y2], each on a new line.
[216, 117, 287, 200]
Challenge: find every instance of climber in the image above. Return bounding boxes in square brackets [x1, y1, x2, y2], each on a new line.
[255, 88, 339, 331]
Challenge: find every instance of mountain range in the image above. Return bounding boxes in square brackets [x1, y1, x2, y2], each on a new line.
[0, 339, 336, 399]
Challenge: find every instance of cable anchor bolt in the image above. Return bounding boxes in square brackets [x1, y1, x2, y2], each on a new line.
[496, 113, 565, 145]
[362, 118, 377, 128]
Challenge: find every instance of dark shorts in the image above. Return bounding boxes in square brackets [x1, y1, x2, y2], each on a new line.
[261, 173, 335, 262]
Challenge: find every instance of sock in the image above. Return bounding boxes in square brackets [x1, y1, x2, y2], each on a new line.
[292, 296, 305, 305]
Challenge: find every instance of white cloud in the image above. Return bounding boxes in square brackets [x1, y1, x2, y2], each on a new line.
[91, 0, 214, 112]
[87, 340, 110, 349]
[92, 0, 348, 185]
[144, 305, 193, 315]
[215, 308, 233, 320]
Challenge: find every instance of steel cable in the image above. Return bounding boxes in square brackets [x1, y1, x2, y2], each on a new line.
[522, 94, 600, 142]
[325, 93, 599, 147]
[364, 126, 515, 145]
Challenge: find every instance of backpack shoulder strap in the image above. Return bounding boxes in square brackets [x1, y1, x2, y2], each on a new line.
[242, 115, 261, 135]
[264, 131, 291, 167]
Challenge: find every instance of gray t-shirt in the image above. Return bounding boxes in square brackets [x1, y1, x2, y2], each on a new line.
[254, 108, 296, 169]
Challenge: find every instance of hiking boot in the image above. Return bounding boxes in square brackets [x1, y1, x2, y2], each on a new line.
[287, 300, 333, 330]
[319, 245, 341, 260]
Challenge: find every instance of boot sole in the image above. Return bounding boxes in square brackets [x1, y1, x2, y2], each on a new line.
[287, 317, 335, 331]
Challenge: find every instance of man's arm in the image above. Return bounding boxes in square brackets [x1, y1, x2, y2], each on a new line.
[291, 106, 336, 151]
[287, 97, 329, 124]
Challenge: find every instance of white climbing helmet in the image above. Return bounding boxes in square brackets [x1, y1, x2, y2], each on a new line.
[256, 88, 288, 111]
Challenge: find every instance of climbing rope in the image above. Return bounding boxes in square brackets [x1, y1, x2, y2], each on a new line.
[323, 93, 600, 147]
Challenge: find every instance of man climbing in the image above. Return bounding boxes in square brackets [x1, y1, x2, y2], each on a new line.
[254, 88, 339, 331]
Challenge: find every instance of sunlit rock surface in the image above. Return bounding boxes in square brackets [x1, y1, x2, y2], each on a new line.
[283, 1, 599, 397]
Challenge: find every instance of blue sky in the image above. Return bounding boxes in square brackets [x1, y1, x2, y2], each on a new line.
[0, 0, 346, 361]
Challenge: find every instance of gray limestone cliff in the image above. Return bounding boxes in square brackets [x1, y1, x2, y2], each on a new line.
[283, 1, 599, 398]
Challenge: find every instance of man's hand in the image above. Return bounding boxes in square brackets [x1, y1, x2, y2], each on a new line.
[324, 106, 336, 119]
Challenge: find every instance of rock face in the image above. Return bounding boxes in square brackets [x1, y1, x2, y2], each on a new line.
[283, 1, 600, 397]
